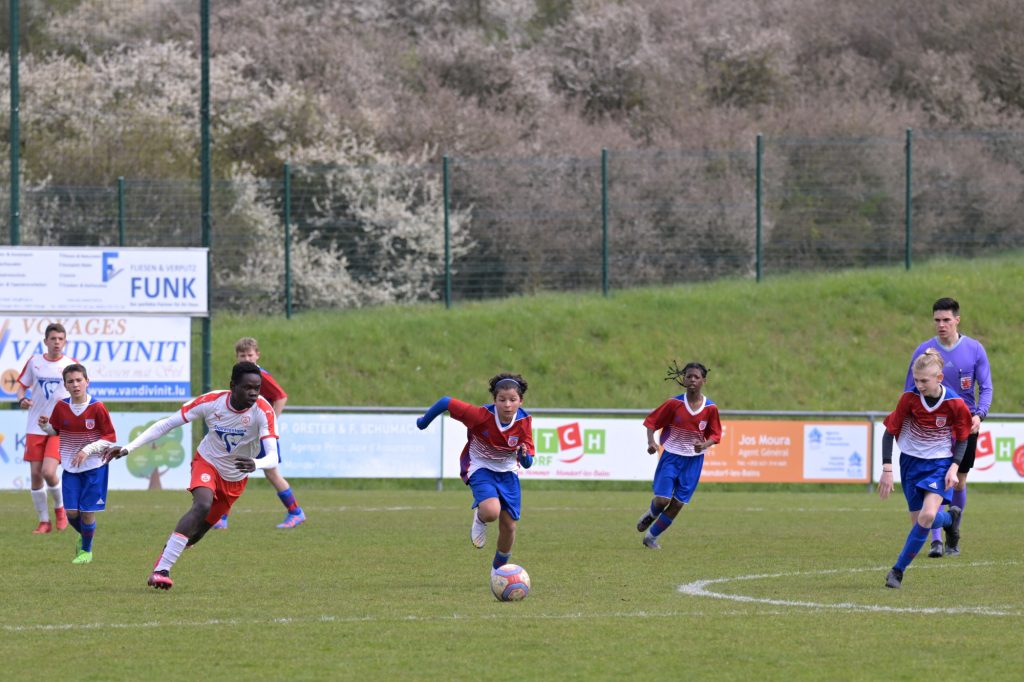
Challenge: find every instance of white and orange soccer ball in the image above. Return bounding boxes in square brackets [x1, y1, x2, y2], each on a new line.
[490, 564, 531, 602]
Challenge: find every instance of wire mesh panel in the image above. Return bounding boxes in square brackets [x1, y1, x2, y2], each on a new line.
[448, 155, 603, 300]
[762, 136, 906, 274]
[608, 147, 757, 286]
[912, 130, 1024, 259]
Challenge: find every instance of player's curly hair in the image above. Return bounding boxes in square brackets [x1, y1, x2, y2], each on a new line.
[665, 360, 710, 386]
[489, 373, 528, 398]
[231, 361, 262, 385]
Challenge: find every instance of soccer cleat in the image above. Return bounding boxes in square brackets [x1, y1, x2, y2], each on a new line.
[927, 540, 944, 558]
[944, 545, 960, 557]
[33, 521, 52, 535]
[72, 551, 93, 565]
[148, 570, 173, 590]
[212, 516, 229, 530]
[277, 509, 306, 529]
[54, 507, 68, 531]
[637, 511, 656, 533]
[944, 506, 962, 553]
[471, 510, 487, 549]
[885, 567, 904, 589]
[642, 534, 661, 550]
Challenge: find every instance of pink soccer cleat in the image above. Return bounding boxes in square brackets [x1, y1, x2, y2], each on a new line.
[33, 521, 52, 535]
[147, 570, 173, 590]
[276, 510, 306, 529]
[55, 507, 69, 531]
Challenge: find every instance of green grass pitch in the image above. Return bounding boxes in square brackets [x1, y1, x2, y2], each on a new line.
[2, 484, 1022, 681]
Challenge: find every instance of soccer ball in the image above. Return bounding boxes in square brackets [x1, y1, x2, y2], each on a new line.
[490, 563, 531, 601]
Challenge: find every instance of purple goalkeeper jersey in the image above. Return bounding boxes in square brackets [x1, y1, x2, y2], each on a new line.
[905, 334, 993, 418]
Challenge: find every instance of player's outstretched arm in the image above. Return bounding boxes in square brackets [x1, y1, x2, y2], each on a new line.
[416, 397, 452, 430]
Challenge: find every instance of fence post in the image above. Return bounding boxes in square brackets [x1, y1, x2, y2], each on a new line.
[200, 0, 212, 394]
[284, 162, 292, 319]
[443, 155, 451, 309]
[755, 133, 763, 282]
[117, 176, 125, 246]
[601, 148, 609, 297]
[904, 128, 913, 271]
[9, 0, 20, 245]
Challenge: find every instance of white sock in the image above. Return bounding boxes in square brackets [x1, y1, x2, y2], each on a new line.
[31, 488, 49, 522]
[155, 532, 189, 573]
[46, 483, 64, 511]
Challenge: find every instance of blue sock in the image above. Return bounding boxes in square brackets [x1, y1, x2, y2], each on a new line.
[68, 515, 82, 533]
[931, 510, 952, 529]
[649, 513, 673, 538]
[493, 550, 510, 570]
[277, 488, 300, 514]
[649, 500, 665, 517]
[81, 522, 96, 553]
[895, 523, 930, 571]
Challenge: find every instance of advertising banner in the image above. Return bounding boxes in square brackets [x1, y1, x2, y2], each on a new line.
[0, 316, 191, 402]
[269, 412, 442, 479]
[705, 420, 870, 483]
[0, 411, 192, 490]
[0, 246, 208, 316]
[442, 416, 870, 483]
[872, 421, 1024, 483]
[441, 415, 655, 481]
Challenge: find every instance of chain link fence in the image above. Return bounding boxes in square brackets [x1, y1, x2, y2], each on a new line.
[5, 132, 1024, 313]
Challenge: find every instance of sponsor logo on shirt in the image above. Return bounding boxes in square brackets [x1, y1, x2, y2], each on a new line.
[960, 377, 973, 391]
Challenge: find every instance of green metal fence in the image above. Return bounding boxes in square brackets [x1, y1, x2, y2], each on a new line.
[5, 132, 1024, 315]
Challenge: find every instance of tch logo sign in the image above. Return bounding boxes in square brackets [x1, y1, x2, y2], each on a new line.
[534, 422, 606, 463]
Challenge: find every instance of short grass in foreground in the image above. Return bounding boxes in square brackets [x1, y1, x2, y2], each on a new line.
[1, 485, 1022, 681]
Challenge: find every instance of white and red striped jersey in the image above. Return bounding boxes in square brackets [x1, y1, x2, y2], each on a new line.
[644, 394, 723, 457]
[883, 387, 972, 460]
[181, 391, 279, 482]
[47, 396, 116, 473]
[17, 353, 78, 436]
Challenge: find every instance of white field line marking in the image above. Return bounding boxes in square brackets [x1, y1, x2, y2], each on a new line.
[679, 561, 1023, 616]
[2, 609, 775, 633]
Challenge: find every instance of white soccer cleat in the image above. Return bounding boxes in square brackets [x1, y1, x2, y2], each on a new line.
[470, 510, 487, 549]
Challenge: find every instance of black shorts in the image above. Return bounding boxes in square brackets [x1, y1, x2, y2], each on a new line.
[959, 432, 979, 474]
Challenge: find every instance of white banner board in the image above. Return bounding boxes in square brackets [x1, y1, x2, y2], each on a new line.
[270, 412, 442, 478]
[0, 316, 191, 402]
[872, 421, 1024, 483]
[0, 246, 208, 315]
[442, 415, 653, 481]
[0, 410, 192, 490]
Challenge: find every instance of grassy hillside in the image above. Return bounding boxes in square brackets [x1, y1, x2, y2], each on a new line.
[209, 255, 1023, 413]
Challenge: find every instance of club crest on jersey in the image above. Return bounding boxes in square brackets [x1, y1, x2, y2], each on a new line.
[935, 416, 947, 427]
[508, 436, 519, 446]
[242, 415, 251, 426]
[85, 419, 95, 429]
[699, 420, 707, 431]
[960, 376, 972, 390]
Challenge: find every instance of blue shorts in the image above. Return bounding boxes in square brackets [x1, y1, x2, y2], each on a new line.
[62, 466, 110, 513]
[468, 469, 522, 520]
[900, 454, 953, 512]
[652, 452, 704, 504]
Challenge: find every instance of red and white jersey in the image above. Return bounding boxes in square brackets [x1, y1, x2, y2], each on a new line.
[181, 391, 278, 482]
[257, 366, 287, 404]
[644, 394, 723, 457]
[883, 387, 972, 460]
[17, 353, 78, 436]
[448, 398, 534, 484]
[48, 396, 117, 473]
